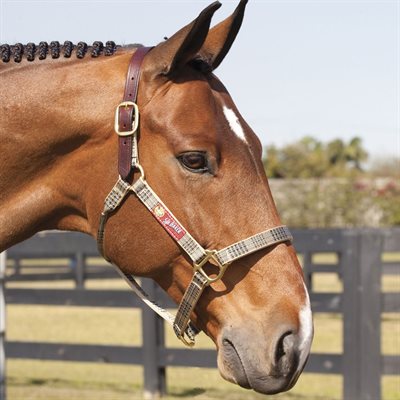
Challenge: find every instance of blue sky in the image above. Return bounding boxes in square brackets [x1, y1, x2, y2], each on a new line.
[1, 0, 398, 160]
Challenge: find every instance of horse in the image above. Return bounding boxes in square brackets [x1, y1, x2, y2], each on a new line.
[0, 0, 313, 395]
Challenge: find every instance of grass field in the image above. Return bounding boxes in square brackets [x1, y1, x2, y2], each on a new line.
[3, 258, 400, 399]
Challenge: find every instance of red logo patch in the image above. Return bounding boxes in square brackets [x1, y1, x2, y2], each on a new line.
[152, 204, 186, 241]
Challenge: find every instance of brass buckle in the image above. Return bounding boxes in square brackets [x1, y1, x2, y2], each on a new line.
[114, 101, 139, 136]
[173, 323, 196, 347]
[193, 250, 229, 285]
[177, 332, 195, 347]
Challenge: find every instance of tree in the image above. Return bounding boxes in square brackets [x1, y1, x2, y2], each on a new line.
[345, 137, 368, 170]
[263, 136, 368, 178]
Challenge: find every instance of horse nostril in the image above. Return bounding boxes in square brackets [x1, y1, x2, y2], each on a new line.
[275, 331, 291, 362]
[274, 331, 298, 374]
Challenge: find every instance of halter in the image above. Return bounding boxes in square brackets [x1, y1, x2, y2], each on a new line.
[97, 47, 293, 346]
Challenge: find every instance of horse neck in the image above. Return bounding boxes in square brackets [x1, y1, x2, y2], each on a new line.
[0, 53, 130, 250]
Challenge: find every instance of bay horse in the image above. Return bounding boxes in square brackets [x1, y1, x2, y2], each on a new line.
[0, 0, 313, 395]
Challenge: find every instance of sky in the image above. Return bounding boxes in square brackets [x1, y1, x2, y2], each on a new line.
[1, 0, 399, 160]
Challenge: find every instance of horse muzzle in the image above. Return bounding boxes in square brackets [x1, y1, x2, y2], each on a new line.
[217, 322, 311, 395]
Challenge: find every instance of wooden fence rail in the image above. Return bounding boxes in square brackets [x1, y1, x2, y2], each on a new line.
[0, 229, 399, 400]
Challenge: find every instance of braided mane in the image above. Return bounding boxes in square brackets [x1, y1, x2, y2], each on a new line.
[0, 41, 118, 63]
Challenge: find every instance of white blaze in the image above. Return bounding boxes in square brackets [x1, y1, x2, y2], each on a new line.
[223, 105, 247, 143]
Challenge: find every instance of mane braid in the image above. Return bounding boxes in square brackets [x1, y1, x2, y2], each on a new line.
[0, 40, 117, 63]
[50, 41, 60, 59]
[13, 43, 23, 63]
[26, 43, 36, 62]
[38, 41, 48, 60]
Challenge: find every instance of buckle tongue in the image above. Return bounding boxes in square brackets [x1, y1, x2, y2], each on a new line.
[114, 101, 139, 136]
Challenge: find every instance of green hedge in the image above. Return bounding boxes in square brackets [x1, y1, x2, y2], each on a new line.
[269, 178, 400, 227]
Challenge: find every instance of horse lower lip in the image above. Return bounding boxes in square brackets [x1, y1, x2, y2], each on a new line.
[221, 338, 251, 389]
[249, 376, 297, 395]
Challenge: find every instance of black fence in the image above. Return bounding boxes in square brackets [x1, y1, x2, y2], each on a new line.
[0, 229, 399, 400]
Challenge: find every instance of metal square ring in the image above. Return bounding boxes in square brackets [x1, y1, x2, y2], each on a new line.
[193, 250, 229, 284]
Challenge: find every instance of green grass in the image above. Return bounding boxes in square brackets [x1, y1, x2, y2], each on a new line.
[6, 359, 400, 400]
[5, 304, 400, 399]
[6, 360, 345, 400]
[4, 253, 400, 400]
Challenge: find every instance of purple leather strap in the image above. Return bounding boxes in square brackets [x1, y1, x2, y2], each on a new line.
[118, 46, 152, 179]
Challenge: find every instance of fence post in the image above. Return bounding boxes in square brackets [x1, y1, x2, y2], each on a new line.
[73, 252, 85, 289]
[0, 251, 7, 400]
[302, 252, 313, 290]
[342, 230, 382, 400]
[358, 230, 382, 400]
[141, 279, 166, 399]
[12, 258, 20, 277]
[342, 230, 360, 400]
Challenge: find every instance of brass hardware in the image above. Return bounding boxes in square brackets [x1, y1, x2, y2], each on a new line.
[178, 333, 195, 347]
[193, 250, 229, 285]
[114, 101, 139, 136]
[133, 164, 145, 181]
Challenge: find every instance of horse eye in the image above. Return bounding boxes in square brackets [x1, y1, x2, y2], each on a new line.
[178, 152, 208, 173]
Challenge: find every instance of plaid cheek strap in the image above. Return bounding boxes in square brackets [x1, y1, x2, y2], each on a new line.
[97, 47, 293, 347]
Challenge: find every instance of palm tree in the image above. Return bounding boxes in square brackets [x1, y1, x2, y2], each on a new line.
[327, 139, 346, 166]
[345, 137, 368, 170]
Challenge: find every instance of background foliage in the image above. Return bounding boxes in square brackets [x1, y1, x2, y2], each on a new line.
[263, 137, 400, 227]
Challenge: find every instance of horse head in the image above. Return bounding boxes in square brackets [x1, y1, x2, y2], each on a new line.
[94, 1, 313, 394]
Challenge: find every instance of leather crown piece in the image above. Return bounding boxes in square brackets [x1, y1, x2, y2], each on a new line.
[117, 46, 152, 180]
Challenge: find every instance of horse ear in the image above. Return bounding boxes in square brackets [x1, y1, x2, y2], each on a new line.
[201, 0, 248, 70]
[146, 1, 221, 76]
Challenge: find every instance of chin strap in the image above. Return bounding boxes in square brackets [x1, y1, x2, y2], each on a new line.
[97, 47, 293, 347]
